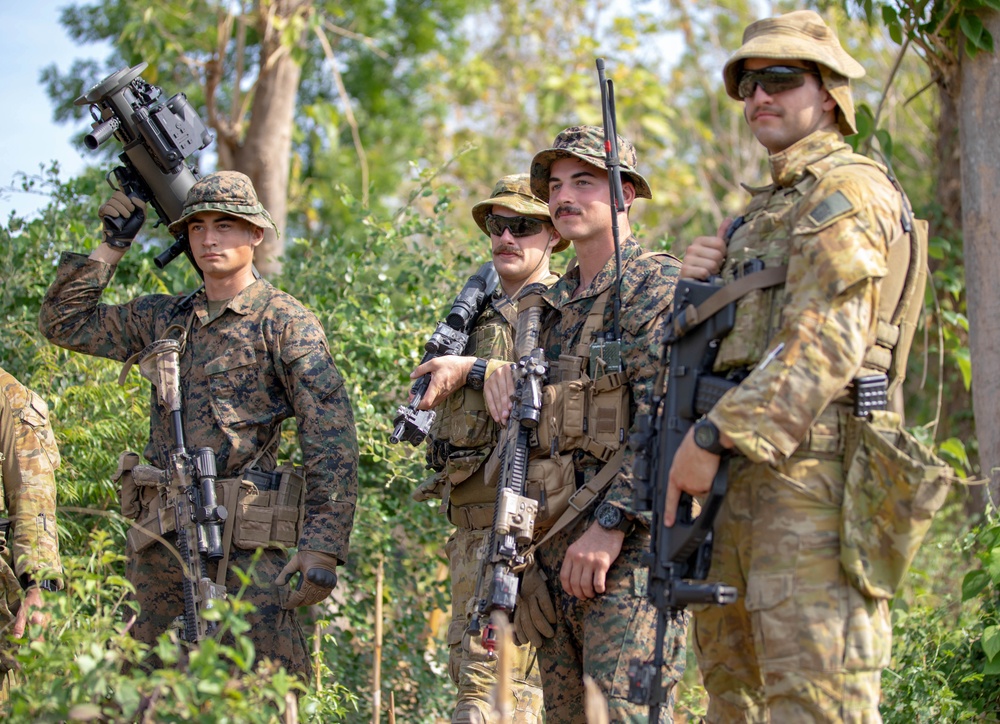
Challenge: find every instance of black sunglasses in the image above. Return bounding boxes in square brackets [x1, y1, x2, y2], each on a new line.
[484, 214, 546, 238]
[737, 66, 819, 99]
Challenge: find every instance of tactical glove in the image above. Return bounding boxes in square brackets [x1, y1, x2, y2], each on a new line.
[277, 549, 339, 609]
[513, 564, 557, 647]
[98, 190, 146, 248]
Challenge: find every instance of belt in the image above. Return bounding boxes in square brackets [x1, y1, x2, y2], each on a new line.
[448, 503, 495, 530]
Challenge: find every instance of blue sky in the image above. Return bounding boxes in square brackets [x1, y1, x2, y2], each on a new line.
[0, 4, 109, 220]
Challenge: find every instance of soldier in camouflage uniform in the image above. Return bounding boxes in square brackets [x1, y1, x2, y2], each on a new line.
[485, 127, 687, 723]
[39, 171, 358, 678]
[0, 367, 62, 699]
[410, 173, 567, 723]
[668, 11, 922, 722]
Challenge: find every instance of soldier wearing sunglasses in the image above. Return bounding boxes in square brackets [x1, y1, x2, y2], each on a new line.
[409, 174, 566, 723]
[671, 11, 925, 722]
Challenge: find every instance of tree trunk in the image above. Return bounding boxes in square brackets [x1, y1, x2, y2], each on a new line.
[960, 10, 1000, 510]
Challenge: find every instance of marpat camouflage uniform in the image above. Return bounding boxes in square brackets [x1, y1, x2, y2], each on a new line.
[697, 129, 905, 723]
[417, 173, 564, 723]
[39, 254, 358, 678]
[0, 367, 62, 696]
[534, 238, 687, 723]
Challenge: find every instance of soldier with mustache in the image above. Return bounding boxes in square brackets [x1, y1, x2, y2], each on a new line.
[484, 128, 687, 722]
[411, 174, 567, 723]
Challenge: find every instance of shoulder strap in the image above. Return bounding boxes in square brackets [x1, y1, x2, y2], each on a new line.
[672, 266, 788, 339]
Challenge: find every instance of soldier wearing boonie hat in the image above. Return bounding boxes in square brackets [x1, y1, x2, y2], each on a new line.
[39, 170, 359, 680]
[167, 170, 278, 236]
[409, 172, 564, 723]
[672, 10, 927, 723]
[481, 126, 685, 722]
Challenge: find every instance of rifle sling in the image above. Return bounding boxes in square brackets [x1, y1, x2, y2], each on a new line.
[523, 446, 626, 561]
[673, 266, 788, 338]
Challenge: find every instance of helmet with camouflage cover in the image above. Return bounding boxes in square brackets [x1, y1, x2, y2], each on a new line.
[723, 10, 865, 136]
[471, 173, 570, 252]
[530, 125, 651, 203]
[167, 170, 278, 236]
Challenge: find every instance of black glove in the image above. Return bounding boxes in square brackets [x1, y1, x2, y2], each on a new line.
[98, 190, 146, 248]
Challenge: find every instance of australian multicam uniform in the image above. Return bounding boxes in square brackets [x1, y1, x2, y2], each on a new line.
[698, 130, 905, 722]
[533, 238, 686, 723]
[0, 368, 62, 693]
[422, 280, 558, 724]
[39, 253, 358, 677]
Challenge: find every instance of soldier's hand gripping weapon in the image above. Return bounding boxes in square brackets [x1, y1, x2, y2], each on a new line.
[389, 261, 500, 446]
[469, 293, 546, 656]
[129, 334, 228, 643]
[75, 62, 214, 270]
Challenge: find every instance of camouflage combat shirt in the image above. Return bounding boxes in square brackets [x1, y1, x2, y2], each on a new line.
[0, 368, 61, 588]
[39, 253, 358, 563]
[707, 130, 903, 465]
[539, 238, 680, 520]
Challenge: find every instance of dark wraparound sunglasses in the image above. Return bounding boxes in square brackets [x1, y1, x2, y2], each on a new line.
[485, 214, 546, 237]
[737, 66, 819, 99]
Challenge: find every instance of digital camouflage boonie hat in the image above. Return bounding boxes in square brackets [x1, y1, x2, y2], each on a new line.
[167, 170, 278, 236]
[530, 125, 652, 203]
[471, 173, 570, 252]
[723, 10, 866, 136]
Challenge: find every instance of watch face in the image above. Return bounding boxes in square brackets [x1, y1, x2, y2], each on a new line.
[694, 423, 716, 449]
[596, 503, 622, 529]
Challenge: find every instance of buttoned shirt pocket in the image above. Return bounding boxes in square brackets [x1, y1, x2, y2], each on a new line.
[205, 346, 265, 427]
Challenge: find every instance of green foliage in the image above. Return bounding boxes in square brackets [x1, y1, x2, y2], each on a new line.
[882, 507, 1000, 722]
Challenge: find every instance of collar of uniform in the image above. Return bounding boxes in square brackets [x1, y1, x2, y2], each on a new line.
[768, 129, 850, 188]
[193, 278, 267, 325]
[544, 237, 642, 308]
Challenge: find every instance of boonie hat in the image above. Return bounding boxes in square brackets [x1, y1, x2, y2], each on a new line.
[723, 10, 865, 136]
[471, 174, 569, 253]
[168, 170, 277, 236]
[530, 125, 652, 203]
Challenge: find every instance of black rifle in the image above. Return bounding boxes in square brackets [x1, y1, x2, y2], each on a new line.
[389, 261, 500, 446]
[131, 338, 228, 643]
[469, 296, 546, 655]
[627, 262, 755, 715]
[75, 62, 214, 270]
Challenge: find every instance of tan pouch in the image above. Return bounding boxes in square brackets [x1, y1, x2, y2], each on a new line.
[584, 372, 629, 461]
[535, 378, 588, 456]
[113, 451, 143, 521]
[127, 486, 174, 554]
[232, 466, 304, 550]
[270, 465, 305, 547]
[525, 455, 576, 535]
[840, 410, 952, 599]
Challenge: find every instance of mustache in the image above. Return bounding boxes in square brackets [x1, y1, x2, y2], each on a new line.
[750, 104, 783, 121]
[493, 244, 523, 257]
[554, 205, 581, 218]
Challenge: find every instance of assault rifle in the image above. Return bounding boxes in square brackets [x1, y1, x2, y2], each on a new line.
[389, 261, 500, 446]
[469, 295, 545, 654]
[627, 266, 753, 716]
[130, 337, 228, 643]
[75, 62, 214, 270]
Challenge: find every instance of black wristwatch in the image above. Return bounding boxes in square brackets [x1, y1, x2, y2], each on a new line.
[693, 418, 727, 456]
[595, 502, 634, 534]
[466, 357, 488, 391]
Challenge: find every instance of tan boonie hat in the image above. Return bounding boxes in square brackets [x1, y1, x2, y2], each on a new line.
[167, 170, 278, 236]
[723, 10, 865, 136]
[471, 174, 570, 253]
[530, 125, 652, 203]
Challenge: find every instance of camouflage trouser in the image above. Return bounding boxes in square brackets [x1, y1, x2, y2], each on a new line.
[0, 558, 21, 703]
[693, 455, 892, 723]
[126, 540, 310, 678]
[445, 525, 544, 723]
[535, 515, 687, 724]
